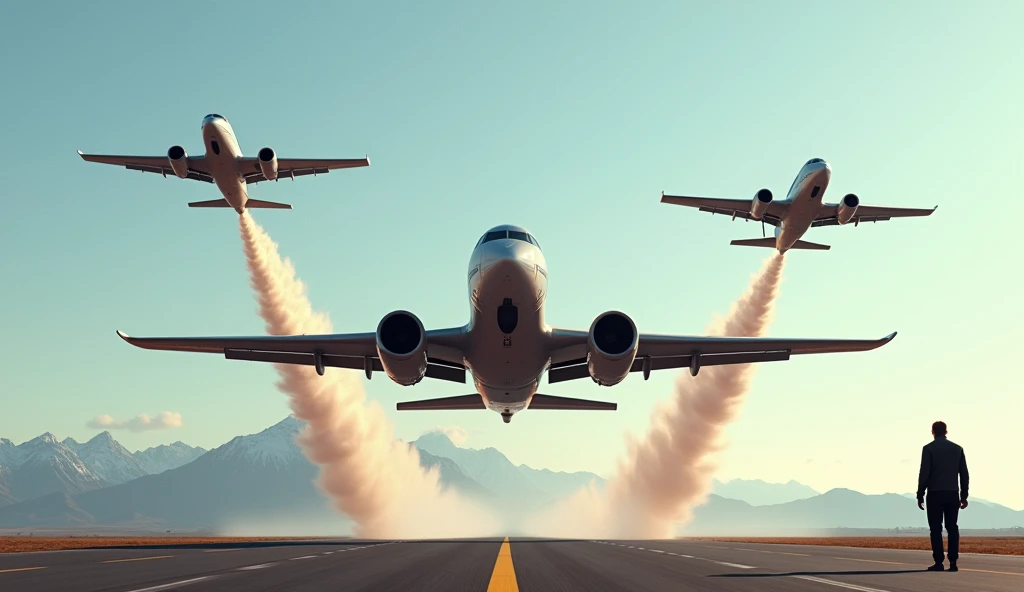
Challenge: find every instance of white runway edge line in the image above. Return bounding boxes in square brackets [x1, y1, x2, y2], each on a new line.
[124, 576, 214, 592]
[237, 563, 277, 571]
[793, 575, 892, 592]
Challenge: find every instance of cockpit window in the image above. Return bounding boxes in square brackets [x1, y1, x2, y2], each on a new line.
[482, 231, 507, 244]
[479, 229, 540, 247]
[205, 113, 224, 120]
[806, 158, 824, 165]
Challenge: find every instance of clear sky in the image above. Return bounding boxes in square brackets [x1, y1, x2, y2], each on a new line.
[1, 2, 1021, 509]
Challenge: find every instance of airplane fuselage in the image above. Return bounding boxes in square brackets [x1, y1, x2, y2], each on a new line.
[463, 226, 550, 421]
[200, 114, 249, 213]
[773, 159, 832, 253]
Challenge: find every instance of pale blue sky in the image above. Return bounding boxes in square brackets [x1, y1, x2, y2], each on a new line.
[1, 2, 1021, 508]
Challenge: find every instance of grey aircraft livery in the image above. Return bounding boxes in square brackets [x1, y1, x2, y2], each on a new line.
[118, 224, 896, 423]
[661, 158, 936, 253]
[79, 113, 369, 213]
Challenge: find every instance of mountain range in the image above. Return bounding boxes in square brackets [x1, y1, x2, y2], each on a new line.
[1, 419, 1020, 534]
[0, 431, 206, 508]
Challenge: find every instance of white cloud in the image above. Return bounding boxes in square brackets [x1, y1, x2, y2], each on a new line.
[87, 411, 184, 432]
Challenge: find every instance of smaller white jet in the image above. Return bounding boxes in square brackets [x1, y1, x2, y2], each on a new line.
[79, 114, 370, 214]
[661, 158, 936, 253]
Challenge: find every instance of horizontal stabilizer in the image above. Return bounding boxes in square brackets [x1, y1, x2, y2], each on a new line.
[529, 393, 616, 411]
[729, 237, 831, 251]
[245, 199, 292, 210]
[789, 239, 830, 251]
[397, 394, 484, 411]
[729, 237, 778, 249]
[187, 199, 231, 208]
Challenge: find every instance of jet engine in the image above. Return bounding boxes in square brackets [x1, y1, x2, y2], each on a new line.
[375, 310, 427, 386]
[587, 311, 639, 386]
[167, 145, 189, 179]
[258, 147, 278, 181]
[750, 188, 773, 220]
[836, 193, 860, 225]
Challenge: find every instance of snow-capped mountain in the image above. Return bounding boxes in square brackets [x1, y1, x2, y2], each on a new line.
[134, 442, 207, 475]
[0, 465, 15, 506]
[413, 431, 604, 502]
[0, 437, 25, 469]
[8, 433, 107, 501]
[63, 431, 148, 485]
[210, 416, 305, 468]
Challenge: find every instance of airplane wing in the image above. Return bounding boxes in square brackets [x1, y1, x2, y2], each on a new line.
[812, 204, 937, 227]
[116, 326, 468, 384]
[78, 151, 214, 183]
[239, 157, 370, 185]
[546, 329, 896, 384]
[660, 192, 786, 227]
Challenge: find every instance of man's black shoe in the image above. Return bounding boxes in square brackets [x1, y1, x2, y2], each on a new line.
[948, 563, 958, 572]
[927, 563, 945, 572]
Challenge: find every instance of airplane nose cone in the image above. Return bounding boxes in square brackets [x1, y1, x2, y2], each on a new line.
[479, 240, 537, 278]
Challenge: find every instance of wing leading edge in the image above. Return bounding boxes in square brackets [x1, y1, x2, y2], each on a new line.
[660, 192, 786, 227]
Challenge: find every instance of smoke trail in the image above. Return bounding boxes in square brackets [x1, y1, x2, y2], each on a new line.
[525, 254, 786, 538]
[238, 213, 499, 538]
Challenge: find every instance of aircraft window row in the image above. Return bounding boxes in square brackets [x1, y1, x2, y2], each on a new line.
[478, 230, 541, 248]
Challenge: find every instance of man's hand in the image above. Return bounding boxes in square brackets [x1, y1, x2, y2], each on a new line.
[960, 499, 969, 509]
[918, 500, 924, 510]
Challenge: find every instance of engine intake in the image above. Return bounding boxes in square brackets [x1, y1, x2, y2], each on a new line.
[587, 311, 639, 386]
[167, 145, 189, 179]
[258, 147, 278, 181]
[837, 193, 860, 225]
[750, 188, 773, 220]
[375, 311, 427, 386]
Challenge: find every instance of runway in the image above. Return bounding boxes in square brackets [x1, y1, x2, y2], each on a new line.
[1, 538, 1022, 591]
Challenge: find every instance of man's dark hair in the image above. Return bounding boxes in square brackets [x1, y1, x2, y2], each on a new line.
[932, 421, 948, 436]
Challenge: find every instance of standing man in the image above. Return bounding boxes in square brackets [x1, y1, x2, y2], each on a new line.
[917, 421, 970, 572]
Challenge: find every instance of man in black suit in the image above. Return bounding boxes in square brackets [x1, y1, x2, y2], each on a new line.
[917, 420, 969, 572]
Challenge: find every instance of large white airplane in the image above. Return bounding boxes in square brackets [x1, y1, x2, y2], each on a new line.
[79, 114, 370, 214]
[661, 158, 936, 253]
[117, 224, 896, 423]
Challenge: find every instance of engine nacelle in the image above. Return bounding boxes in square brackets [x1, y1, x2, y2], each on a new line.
[837, 193, 860, 225]
[750, 188, 773, 220]
[375, 310, 427, 386]
[587, 311, 639, 386]
[258, 147, 278, 181]
[167, 145, 189, 179]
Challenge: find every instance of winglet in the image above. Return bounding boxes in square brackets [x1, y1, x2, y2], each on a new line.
[77, 150, 85, 159]
[366, 155, 371, 166]
[875, 331, 898, 348]
[116, 330, 132, 343]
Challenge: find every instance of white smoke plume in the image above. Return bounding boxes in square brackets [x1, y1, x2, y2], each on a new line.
[524, 254, 786, 538]
[238, 213, 499, 538]
[87, 411, 184, 432]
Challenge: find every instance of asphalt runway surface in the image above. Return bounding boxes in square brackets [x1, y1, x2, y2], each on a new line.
[2, 537, 1022, 591]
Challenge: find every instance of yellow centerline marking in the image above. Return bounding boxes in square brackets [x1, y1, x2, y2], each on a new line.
[486, 537, 519, 592]
[102, 555, 174, 564]
[0, 566, 48, 574]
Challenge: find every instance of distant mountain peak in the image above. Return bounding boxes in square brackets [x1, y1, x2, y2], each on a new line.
[87, 431, 116, 444]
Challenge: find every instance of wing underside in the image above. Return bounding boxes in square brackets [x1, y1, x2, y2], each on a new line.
[812, 204, 938, 227]
[117, 329, 468, 384]
[240, 157, 370, 185]
[546, 330, 895, 383]
[660, 193, 785, 227]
